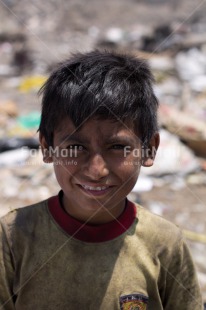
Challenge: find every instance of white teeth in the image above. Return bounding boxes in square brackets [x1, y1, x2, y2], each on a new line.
[81, 185, 108, 191]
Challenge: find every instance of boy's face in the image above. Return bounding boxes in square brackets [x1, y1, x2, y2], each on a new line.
[40, 117, 159, 224]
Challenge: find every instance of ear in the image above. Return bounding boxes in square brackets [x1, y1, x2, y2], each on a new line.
[39, 132, 53, 163]
[141, 132, 160, 167]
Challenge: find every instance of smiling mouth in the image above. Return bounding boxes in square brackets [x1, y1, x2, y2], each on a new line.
[78, 184, 112, 195]
[81, 184, 109, 191]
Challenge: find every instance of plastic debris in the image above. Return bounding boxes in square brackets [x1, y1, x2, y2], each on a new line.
[132, 174, 153, 192]
[0, 137, 39, 152]
[17, 111, 41, 129]
[0, 149, 30, 166]
[18, 75, 47, 92]
[142, 129, 200, 176]
[106, 28, 124, 43]
[175, 48, 206, 81]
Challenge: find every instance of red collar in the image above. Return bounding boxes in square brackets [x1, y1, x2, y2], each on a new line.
[48, 192, 137, 243]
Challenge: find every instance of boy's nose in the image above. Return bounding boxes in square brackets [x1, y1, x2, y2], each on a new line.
[83, 153, 109, 180]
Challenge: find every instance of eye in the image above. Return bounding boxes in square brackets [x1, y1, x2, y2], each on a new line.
[111, 144, 126, 150]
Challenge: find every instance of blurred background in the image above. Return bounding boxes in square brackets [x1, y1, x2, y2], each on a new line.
[0, 0, 206, 302]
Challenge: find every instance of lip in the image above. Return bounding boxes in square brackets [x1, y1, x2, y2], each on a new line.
[77, 184, 114, 197]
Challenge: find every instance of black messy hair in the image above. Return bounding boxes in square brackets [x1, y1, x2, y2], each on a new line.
[39, 50, 159, 146]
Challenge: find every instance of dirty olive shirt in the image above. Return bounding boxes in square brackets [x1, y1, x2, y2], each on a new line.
[0, 192, 203, 310]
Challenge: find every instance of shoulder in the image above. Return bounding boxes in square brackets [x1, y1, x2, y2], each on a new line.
[134, 203, 183, 257]
[137, 204, 181, 232]
[0, 199, 49, 237]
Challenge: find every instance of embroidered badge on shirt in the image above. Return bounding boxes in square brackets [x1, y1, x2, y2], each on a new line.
[119, 293, 149, 310]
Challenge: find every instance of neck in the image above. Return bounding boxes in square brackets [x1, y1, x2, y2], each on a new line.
[61, 192, 126, 225]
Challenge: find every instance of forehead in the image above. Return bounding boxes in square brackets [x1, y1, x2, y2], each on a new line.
[55, 117, 139, 141]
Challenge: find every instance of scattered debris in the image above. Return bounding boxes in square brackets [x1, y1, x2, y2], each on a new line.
[19, 76, 47, 92]
[141, 129, 200, 176]
[132, 175, 154, 192]
[0, 137, 39, 152]
[147, 201, 170, 216]
[0, 0, 205, 300]
[159, 104, 206, 157]
[0, 100, 18, 117]
[175, 48, 206, 82]
[183, 229, 206, 244]
[17, 111, 41, 129]
[0, 148, 30, 166]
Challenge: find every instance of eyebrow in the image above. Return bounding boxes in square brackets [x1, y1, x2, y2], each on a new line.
[107, 136, 135, 143]
[58, 134, 138, 145]
[59, 134, 89, 144]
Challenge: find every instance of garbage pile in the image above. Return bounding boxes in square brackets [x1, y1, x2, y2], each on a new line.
[0, 0, 206, 301]
[0, 100, 59, 218]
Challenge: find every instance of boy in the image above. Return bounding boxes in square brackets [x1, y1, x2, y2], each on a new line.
[0, 50, 203, 309]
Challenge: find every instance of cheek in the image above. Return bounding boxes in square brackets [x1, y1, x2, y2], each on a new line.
[53, 160, 78, 185]
[117, 158, 141, 184]
[122, 155, 141, 185]
[122, 154, 141, 173]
